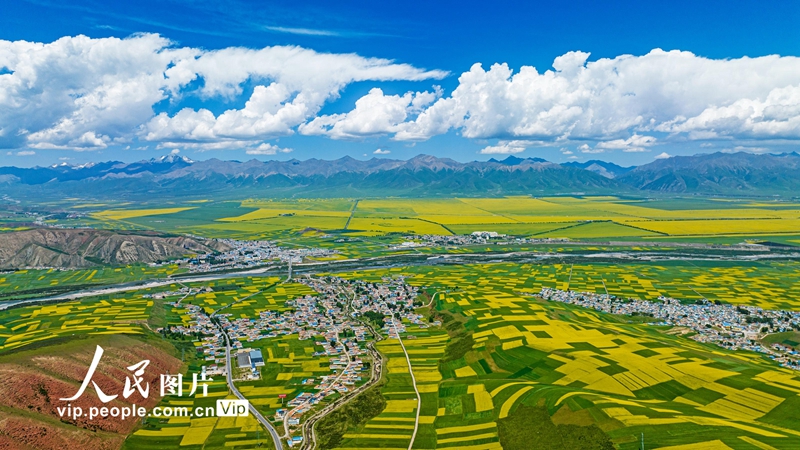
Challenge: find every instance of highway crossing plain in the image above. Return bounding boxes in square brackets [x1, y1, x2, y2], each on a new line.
[3, 195, 800, 449]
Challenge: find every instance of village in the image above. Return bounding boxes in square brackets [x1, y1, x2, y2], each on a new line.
[539, 287, 800, 371]
[395, 232, 570, 249]
[158, 274, 427, 446]
[148, 238, 338, 273]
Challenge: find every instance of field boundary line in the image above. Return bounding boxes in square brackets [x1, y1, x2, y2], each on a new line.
[529, 221, 586, 236]
[414, 217, 455, 235]
[343, 199, 360, 230]
[454, 198, 522, 223]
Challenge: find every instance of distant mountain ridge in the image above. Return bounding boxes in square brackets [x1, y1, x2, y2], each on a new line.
[562, 160, 634, 179]
[1, 154, 194, 185]
[619, 151, 800, 194]
[1, 152, 799, 198]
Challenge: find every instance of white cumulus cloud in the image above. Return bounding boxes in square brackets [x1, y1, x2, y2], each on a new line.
[391, 49, 800, 147]
[143, 46, 445, 143]
[5, 37, 800, 155]
[373, 148, 391, 155]
[0, 34, 446, 151]
[659, 85, 800, 139]
[595, 134, 656, 152]
[299, 88, 440, 139]
[245, 143, 293, 155]
[479, 141, 526, 154]
[579, 143, 604, 154]
[655, 152, 671, 159]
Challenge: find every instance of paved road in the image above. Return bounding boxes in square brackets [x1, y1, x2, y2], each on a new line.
[343, 199, 360, 230]
[220, 323, 284, 450]
[211, 286, 282, 449]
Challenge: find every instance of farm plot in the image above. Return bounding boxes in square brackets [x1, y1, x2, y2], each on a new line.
[374, 261, 800, 311]
[332, 263, 800, 449]
[336, 326, 449, 450]
[123, 357, 268, 449]
[85, 196, 800, 242]
[177, 277, 313, 317]
[0, 294, 153, 352]
[0, 265, 182, 299]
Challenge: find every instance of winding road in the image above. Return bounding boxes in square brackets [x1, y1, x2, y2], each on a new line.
[217, 314, 284, 450]
[209, 287, 282, 449]
[299, 320, 385, 450]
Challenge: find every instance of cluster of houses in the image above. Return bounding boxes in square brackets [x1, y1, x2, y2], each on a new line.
[328, 276, 423, 323]
[397, 233, 571, 249]
[397, 233, 507, 248]
[540, 287, 800, 370]
[152, 238, 338, 273]
[159, 274, 428, 444]
[156, 302, 233, 376]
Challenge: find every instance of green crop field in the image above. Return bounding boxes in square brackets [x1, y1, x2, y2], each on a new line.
[2, 258, 800, 448]
[3, 195, 800, 449]
[51, 196, 800, 246]
[0, 265, 183, 301]
[329, 264, 800, 449]
[334, 327, 450, 450]
[0, 294, 153, 351]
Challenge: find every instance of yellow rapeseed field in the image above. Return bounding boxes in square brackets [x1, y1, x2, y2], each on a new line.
[93, 207, 195, 220]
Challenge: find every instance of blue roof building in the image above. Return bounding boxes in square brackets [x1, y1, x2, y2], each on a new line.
[250, 349, 265, 367]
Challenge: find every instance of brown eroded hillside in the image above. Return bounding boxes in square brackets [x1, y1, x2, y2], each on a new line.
[0, 334, 182, 450]
[0, 228, 231, 269]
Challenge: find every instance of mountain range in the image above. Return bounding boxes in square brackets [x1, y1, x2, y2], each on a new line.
[562, 160, 634, 179]
[1, 151, 799, 199]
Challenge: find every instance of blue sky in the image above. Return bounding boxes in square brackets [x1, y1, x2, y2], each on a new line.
[1, 0, 799, 167]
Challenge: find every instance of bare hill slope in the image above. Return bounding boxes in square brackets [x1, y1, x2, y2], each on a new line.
[0, 228, 231, 269]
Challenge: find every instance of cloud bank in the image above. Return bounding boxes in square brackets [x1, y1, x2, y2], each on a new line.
[1, 35, 800, 154]
[391, 50, 800, 146]
[0, 34, 446, 151]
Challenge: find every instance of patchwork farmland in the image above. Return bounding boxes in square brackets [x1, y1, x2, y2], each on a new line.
[79, 196, 800, 244]
[330, 265, 800, 449]
[2, 195, 800, 449]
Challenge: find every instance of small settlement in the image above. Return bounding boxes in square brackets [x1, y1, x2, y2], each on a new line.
[540, 287, 800, 370]
[159, 275, 426, 445]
